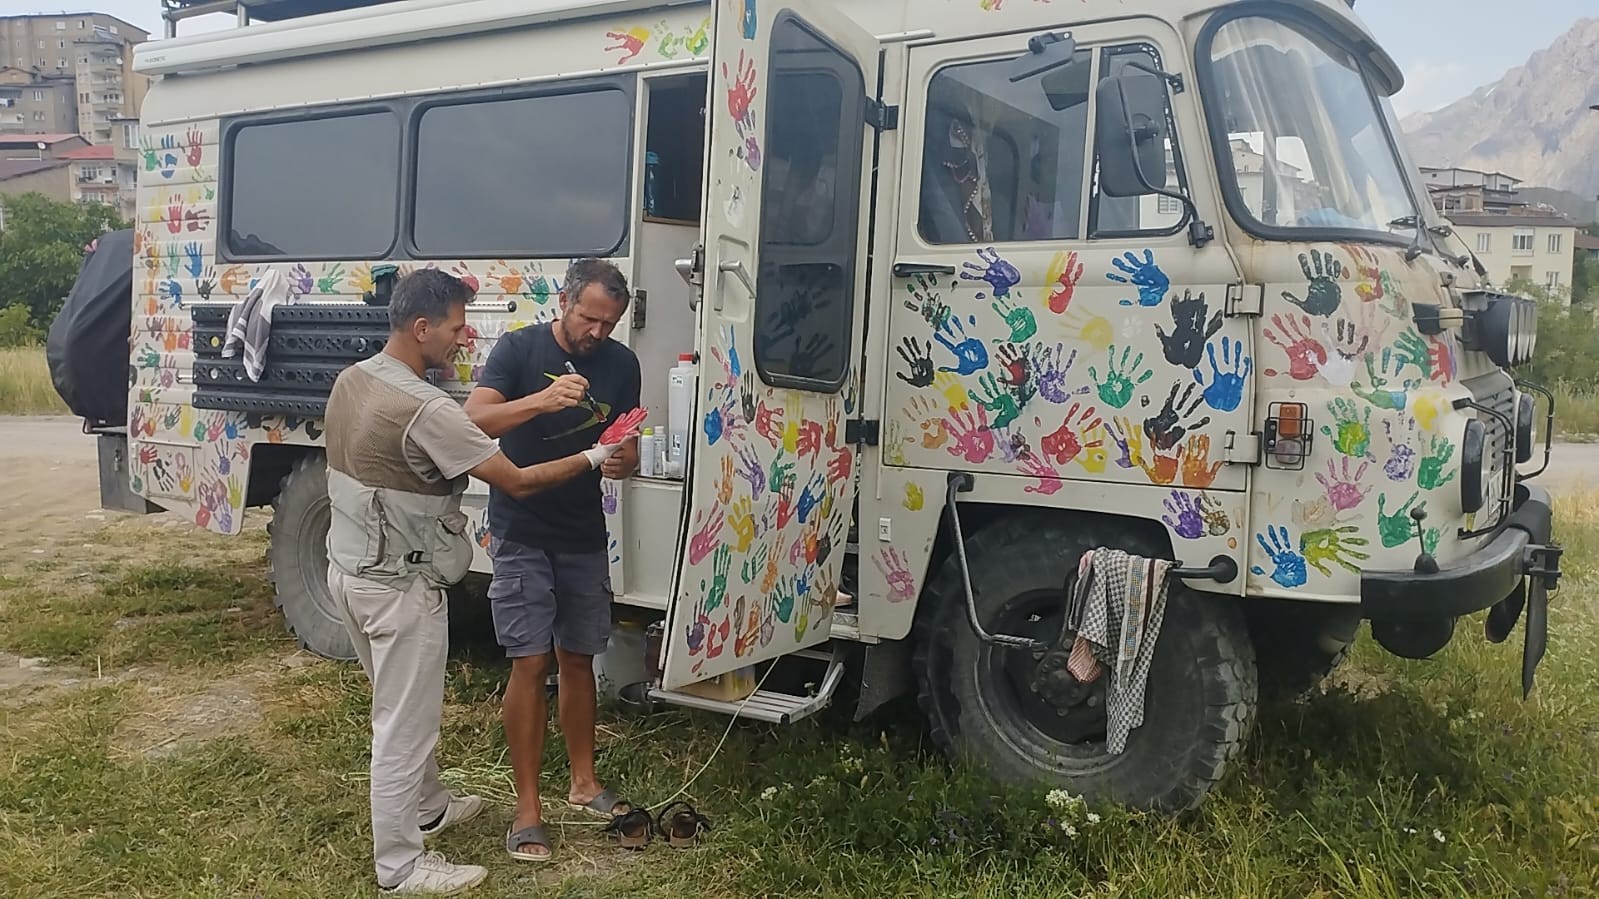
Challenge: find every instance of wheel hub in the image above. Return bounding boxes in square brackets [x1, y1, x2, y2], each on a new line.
[985, 589, 1108, 746]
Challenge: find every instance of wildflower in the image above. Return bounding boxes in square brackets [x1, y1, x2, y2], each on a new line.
[760, 786, 777, 802]
[1433, 829, 1446, 844]
[1403, 826, 1418, 835]
[1062, 823, 1078, 838]
[1086, 812, 1102, 826]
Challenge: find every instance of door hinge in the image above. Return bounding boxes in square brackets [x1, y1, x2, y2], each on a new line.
[1225, 430, 1262, 464]
[865, 99, 899, 131]
[1225, 282, 1263, 317]
[846, 418, 881, 447]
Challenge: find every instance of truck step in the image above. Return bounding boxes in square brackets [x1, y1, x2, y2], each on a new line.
[648, 655, 845, 725]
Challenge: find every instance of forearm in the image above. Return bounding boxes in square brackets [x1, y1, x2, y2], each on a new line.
[512, 454, 594, 499]
[466, 393, 545, 439]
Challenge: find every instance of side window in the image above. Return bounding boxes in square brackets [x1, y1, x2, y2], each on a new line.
[224, 112, 401, 259]
[918, 48, 1093, 244]
[753, 16, 866, 389]
[412, 88, 631, 257]
[1089, 44, 1192, 237]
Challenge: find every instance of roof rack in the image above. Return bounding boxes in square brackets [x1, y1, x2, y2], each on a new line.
[159, 0, 402, 38]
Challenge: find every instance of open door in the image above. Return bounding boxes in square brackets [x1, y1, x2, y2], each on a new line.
[660, 0, 879, 691]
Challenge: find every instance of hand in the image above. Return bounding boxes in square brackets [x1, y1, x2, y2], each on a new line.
[599, 436, 638, 479]
[539, 374, 590, 415]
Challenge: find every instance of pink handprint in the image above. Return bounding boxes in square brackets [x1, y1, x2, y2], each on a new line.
[945, 408, 995, 464]
[1020, 452, 1065, 495]
[1316, 457, 1372, 512]
[604, 28, 647, 63]
[688, 500, 727, 565]
[876, 548, 916, 603]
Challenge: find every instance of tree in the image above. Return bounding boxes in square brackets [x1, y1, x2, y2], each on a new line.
[1573, 247, 1599, 306]
[0, 193, 125, 329]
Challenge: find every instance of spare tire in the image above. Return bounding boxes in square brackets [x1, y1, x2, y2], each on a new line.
[269, 452, 355, 660]
[913, 513, 1257, 812]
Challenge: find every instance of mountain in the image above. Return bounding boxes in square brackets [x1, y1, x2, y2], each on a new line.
[1401, 17, 1599, 208]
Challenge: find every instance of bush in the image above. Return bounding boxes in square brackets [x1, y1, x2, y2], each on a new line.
[0, 193, 124, 330]
[0, 304, 41, 348]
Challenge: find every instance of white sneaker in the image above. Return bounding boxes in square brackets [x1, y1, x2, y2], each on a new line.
[382, 851, 487, 895]
[420, 793, 487, 838]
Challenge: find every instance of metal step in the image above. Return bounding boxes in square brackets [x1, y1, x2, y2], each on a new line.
[648, 655, 845, 725]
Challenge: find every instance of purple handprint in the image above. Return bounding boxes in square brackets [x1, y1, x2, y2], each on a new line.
[959, 247, 1021, 298]
[1163, 491, 1206, 540]
[288, 263, 313, 296]
[1382, 416, 1419, 482]
[1032, 343, 1089, 404]
[602, 480, 619, 516]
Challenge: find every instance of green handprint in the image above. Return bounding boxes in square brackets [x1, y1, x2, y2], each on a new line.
[741, 543, 768, 585]
[1392, 328, 1432, 379]
[768, 452, 795, 494]
[1321, 398, 1374, 459]
[1377, 491, 1421, 548]
[773, 576, 796, 624]
[1301, 525, 1371, 576]
[317, 263, 345, 294]
[1352, 348, 1418, 411]
[1417, 435, 1456, 490]
[706, 544, 732, 613]
[1090, 345, 1154, 409]
[992, 295, 1038, 343]
[968, 372, 1022, 429]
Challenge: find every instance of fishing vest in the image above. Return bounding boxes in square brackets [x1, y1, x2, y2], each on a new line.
[324, 355, 475, 589]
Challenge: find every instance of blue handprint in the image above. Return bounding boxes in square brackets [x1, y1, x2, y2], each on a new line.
[959, 247, 1021, 298]
[159, 279, 183, 307]
[796, 473, 826, 524]
[157, 134, 179, 179]
[1252, 525, 1308, 588]
[183, 242, 203, 278]
[1193, 337, 1252, 412]
[1107, 249, 1170, 307]
[934, 315, 989, 375]
[741, 0, 758, 39]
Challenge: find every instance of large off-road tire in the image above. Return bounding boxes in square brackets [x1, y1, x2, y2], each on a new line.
[1245, 600, 1360, 702]
[269, 452, 356, 660]
[912, 513, 1257, 812]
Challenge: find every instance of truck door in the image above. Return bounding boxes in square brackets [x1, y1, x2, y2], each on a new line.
[660, 1, 879, 691]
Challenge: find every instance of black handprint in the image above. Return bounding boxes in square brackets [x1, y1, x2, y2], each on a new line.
[196, 266, 216, 301]
[740, 371, 757, 423]
[896, 336, 935, 387]
[1155, 289, 1223, 368]
[1282, 250, 1345, 317]
[790, 333, 832, 376]
[1144, 382, 1211, 452]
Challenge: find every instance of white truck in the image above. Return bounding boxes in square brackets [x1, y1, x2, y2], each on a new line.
[97, 0, 1561, 810]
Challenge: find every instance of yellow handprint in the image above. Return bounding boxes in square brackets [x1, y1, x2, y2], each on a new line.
[782, 393, 803, 454]
[727, 497, 756, 552]
[933, 371, 970, 412]
[1061, 307, 1114, 351]
[903, 482, 925, 511]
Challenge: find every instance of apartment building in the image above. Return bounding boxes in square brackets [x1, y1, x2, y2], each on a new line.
[1447, 212, 1578, 295]
[0, 13, 149, 142]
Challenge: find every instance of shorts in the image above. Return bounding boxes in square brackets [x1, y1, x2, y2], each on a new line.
[487, 535, 613, 658]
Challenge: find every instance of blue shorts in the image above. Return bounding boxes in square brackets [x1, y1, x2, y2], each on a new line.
[486, 536, 613, 658]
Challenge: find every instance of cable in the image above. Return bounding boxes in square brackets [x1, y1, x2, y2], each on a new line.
[641, 660, 780, 811]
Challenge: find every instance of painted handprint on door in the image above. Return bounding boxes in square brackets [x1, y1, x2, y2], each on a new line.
[1107, 250, 1170, 307]
[1155, 290, 1223, 368]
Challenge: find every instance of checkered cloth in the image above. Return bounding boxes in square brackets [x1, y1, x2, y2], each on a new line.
[1062, 548, 1175, 754]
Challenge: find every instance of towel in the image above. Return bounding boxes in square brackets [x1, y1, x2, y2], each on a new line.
[220, 269, 292, 381]
[1062, 548, 1175, 754]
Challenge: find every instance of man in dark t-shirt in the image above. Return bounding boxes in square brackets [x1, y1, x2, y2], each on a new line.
[465, 258, 641, 861]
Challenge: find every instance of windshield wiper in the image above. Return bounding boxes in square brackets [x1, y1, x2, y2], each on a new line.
[1388, 214, 1420, 230]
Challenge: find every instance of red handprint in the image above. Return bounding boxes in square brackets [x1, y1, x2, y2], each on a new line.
[797, 419, 824, 458]
[754, 399, 783, 448]
[827, 446, 852, 484]
[1041, 402, 1101, 465]
[604, 29, 647, 63]
[166, 196, 185, 234]
[184, 208, 209, 233]
[724, 50, 757, 125]
[185, 127, 203, 167]
[945, 408, 996, 464]
[1263, 312, 1327, 381]
[1427, 335, 1457, 384]
[776, 475, 797, 529]
[876, 548, 917, 603]
[1047, 250, 1085, 314]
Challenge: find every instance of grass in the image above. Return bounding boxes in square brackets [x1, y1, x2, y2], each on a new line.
[1549, 382, 1599, 441]
[0, 346, 68, 415]
[0, 502, 1596, 897]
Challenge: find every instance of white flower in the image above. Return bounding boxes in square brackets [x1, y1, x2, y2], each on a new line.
[1086, 812, 1102, 825]
[760, 786, 777, 802]
[1062, 823, 1078, 838]
[1433, 829, 1446, 844]
[1403, 826, 1418, 835]
[1045, 789, 1081, 811]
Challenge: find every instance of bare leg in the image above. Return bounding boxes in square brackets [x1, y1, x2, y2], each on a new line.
[504, 653, 552, 857]
[555, 647, 611, 810]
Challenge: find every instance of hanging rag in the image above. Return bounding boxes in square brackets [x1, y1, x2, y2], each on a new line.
[220, 269, 292, 382]
[1058, 548, 1175, 754]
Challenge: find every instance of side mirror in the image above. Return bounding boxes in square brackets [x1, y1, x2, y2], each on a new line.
[1009, 31, 1077, 82]
[1094, 69, 1170, 198]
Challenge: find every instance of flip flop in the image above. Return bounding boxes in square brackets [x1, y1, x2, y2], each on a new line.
[655, 800, 711, 848]
[603, 807, 653, 851]
[567, 787, 631, 818]
[505, 823, 553, 863]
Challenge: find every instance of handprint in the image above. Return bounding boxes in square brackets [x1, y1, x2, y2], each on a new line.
[1090, 345, 1154, 409]
[1392, 328, 1433, 381]
[1163, 491, 1206, 539]
[797, 418, 824, 458]
[184, 207, 210, 233]
[1041, 402, 1101, 465]
[704, 544, 733, 613]
[1427, 335, 1457, 385]
[1143, 382, 1210, 452]
[903, 274, 952, 328]
[601, 480, 619, 516]
[317, 263, 346, 295]
[159, 279, 184, 307]
[1031, 343, 1087, 404]
[741, 542, 769, 585]
[185, 127, 204, 167]
[1105, 417, 1136, 470]
[906, 395, 949, 449]
[723, 497, 756, 552]
[1316, 457, 1372, 511]
[1044, 250, 1084, 314]
[967, 373, 1022, 429]
[716, 454, 736, 504]
[995, 343, 1030, 391]
[781, 393, 803, 454]
[1417, 435, 1456, 490]
[689, 500, 727, 565]
[754, 398, 783, 448]
[828, 445, 852, 484]
[989, 294, 1038, 343]
[960, 247, 1022, 297]
[797, 473, 827, 524]
[288, 264, 313, 297]
[934, 316, 989, 375]
[1322, 398, 1375, 460]
[723, 50, 758, 126]
[165, 196, 185, 234]
[1180, 434, 1224, 488]
[1377, 492, 1422, 548]
[895, 336, 935, 387]
[1344, 246, 1384, 304]
[1156, 289, 1224, 368]
[1193, 337, 1252, 412]
[1382, 416, 1419, 482]
[1107, 249, 1170, 307]
[946, 407, 996, 463]
[767, 451, 796, 496]
[1302, 525, 1371, 577]
[182, 242, 203, 278]
[219, 265, 249, 296]
[1263, 313, 1328, 381]
[1061, 306, 1115, 351]
[1282, 250, 1345, 317]
[933, 371, 970, 412]
[876, 548, 917, 603]
[1353, 348, 1420, 411]
[196, 268, 216, 301]
[1253, 525, 1308, 588]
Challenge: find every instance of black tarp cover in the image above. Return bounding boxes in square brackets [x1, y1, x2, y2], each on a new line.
[46, 228, 134, 427]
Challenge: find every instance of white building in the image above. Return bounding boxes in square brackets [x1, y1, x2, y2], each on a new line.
[1445, 212, 1577, 296]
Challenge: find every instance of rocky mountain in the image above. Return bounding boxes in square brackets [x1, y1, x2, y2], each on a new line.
[1401, 16, 1599, 205]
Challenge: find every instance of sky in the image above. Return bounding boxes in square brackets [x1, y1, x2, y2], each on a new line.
[37, 0, 1598, 119]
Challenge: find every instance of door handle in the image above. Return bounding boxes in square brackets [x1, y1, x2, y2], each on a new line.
[892, 262, 957, 277]
[718, 259, 757, 298]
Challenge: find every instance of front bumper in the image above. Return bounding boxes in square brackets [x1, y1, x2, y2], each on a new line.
[1360, 483, 1556, 620]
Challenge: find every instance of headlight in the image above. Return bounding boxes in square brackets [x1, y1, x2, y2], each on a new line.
[1459, 419, 1487, 514]
[1515, 393, 1536, 464]
[1470, 293, 1538, 368]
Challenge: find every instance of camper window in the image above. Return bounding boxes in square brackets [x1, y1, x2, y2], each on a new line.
[411, 87, 632, 258]
[223, 111, 401, 259]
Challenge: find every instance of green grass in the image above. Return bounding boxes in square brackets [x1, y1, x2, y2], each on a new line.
[1549, 382, 1599, 441]
[0, 346, 68, 415]
[0, 503, 1596, 897]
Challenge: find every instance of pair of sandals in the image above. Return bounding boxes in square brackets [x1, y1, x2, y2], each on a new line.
[603, 800, 712, 851]
[504, 788, 629, 862]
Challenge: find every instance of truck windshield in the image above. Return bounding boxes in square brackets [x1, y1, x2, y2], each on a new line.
[1203, 15, 1419, 241]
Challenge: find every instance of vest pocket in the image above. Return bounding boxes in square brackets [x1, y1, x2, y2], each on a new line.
[427, 509, 474, 586]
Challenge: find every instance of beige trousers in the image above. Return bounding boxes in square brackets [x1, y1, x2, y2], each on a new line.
[329, 565, 454, 889]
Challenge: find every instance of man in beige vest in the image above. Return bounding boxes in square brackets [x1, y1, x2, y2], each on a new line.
[324, 269, 634, 895]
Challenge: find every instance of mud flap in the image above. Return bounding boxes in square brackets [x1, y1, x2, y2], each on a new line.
[1518, 543, 1562, 698]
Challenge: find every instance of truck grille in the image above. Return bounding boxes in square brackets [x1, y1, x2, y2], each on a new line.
[1467, 374, 1518, 531]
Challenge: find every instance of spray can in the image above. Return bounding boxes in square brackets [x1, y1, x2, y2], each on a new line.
[638, 428, 658, 478]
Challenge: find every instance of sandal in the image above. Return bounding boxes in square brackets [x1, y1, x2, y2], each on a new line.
[505, 823, 553, 863]
[567, 787, 631, 818]
[603, 807, 654, 850]
[655, 800, 711, 848]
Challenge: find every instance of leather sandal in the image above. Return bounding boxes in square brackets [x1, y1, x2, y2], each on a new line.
[603, 807, 654, 850]
[655, 800, 711, 848]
